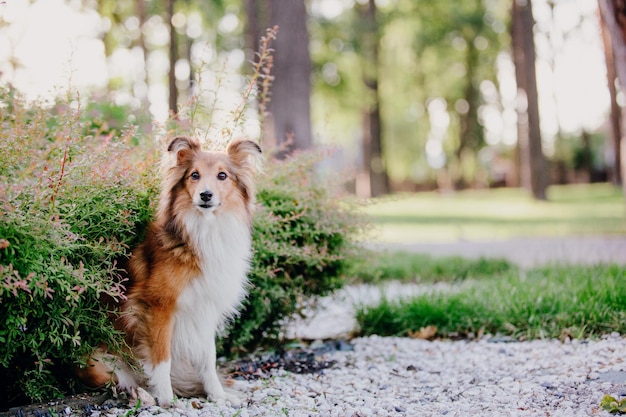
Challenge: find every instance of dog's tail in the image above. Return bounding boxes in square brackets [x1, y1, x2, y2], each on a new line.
[75, 347, 139, 392]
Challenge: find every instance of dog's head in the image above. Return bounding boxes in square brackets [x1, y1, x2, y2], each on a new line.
[163, 137, 262, 221]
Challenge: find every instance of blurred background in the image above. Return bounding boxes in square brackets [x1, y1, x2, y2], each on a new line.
[0, 0, 622, 200]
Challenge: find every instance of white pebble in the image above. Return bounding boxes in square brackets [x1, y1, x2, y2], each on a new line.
[96, 335, 626, 417]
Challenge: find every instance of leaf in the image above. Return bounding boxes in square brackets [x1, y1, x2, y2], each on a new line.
[601, 394, 617, 409]
[408, 325, 438, 340]
[601, 394, 626, 414]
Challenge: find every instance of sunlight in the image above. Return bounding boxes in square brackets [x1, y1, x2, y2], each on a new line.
[0, 0, 107, 102]
[311, 0, 353, 20]
[533, 0, 608, 137]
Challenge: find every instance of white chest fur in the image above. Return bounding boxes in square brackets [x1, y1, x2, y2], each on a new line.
[174, 211, 251, 357]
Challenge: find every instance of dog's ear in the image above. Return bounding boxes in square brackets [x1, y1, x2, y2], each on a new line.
[227, 139, 262, 169]
[227, 139, 262, 219]
[167, 136, 200, 166]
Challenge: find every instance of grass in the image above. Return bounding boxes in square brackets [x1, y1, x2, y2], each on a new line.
[354, 257, 626, 340]
[352, 184, 626, 340]
[363, 183, 626, 243]
[347, 250, 517, 284]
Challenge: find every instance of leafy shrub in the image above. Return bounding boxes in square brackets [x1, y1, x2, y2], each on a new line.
[0, 89, 158, 407]
[81, 99, 151, 143]
[220, 149, 365, 355]
[0, 88, 365, 406]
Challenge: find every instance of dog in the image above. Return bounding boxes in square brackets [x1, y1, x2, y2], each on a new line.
[76, 136, 262, 405]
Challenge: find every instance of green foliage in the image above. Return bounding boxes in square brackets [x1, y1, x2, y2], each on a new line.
[602, 395, 626, 414]
[0, 89, 158, 406]
[356, 262, 626, 340]
[0, 87, 365, 405]
[219, 150, 365, 355]
[551, 132, 609, 175]
[349, 250, 515, 284]
[309, 0, 508, 185]
[82, 100, 151, 143]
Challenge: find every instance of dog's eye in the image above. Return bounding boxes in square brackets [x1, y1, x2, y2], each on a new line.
[217, 172, 228, 181]
[190, 171, 200, 180]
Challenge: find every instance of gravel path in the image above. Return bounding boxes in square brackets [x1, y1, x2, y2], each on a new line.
[59, 237, 626, 416]
[99, 335, 626, 417]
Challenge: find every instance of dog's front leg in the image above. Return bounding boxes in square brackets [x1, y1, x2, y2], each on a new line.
[201, 330, 225, 399]
[200, 330, 242, 405]
[143, 305, 175, 406]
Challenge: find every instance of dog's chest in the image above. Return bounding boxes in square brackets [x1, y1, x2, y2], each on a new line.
[175, 213, 251, 328]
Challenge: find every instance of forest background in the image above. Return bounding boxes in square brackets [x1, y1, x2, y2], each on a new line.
[0, 0, 621, 200]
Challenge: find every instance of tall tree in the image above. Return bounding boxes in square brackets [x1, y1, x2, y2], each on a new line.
[457, 27, 481, 173]
[359, 0, 389, 196]
[134, 0, 149, 105]
[511, 0, 548, 200]
[247, 0, 313, 156]
[452, 0, 492, 188]
[599, 0, 625, 189]
[397, 0, 503, 188]
[168, 0, 178, 117]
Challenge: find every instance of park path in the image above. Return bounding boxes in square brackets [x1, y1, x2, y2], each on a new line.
[367, 235, 626, 268]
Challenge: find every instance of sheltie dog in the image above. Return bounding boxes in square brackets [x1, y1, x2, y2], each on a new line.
[77, 136, 262, 405]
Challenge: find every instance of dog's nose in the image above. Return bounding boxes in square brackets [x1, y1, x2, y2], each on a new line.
[200, 190, 213, 202]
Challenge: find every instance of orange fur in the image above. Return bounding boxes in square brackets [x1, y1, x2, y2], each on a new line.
[74, 346, 117, 387]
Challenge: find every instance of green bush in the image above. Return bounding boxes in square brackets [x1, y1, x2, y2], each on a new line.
[220, 150, 365, 356]
[0, 89, 158, 407]
[0, 89, 365, 406]
[82, 99, 151, 143]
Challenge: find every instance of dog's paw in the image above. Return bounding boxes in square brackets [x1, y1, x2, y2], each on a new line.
[129, 387, 156, 408]
[155, 395, 176, 408]
[224, 388, 245, 406]
[211, 387, 245, 407]
[151, 386, 175, 407]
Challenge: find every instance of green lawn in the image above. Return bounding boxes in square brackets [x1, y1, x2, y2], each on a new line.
[354, 184, 626, 341]
[362, 183, 626, 243]
[355, 263, 626, 340]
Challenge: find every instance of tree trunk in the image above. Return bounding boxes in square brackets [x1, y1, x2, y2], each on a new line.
[599, 0, 625, 187]
[359, 0, 389, 197]
[457, 38, 481, 189]
[135, 0, 149, 104]
[245, 0, 261, 61]
[581, 130, 593, 182]
[511, 0, 548, 200]
[168, 0, 178, 118]
[246, 0, 312, 157]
